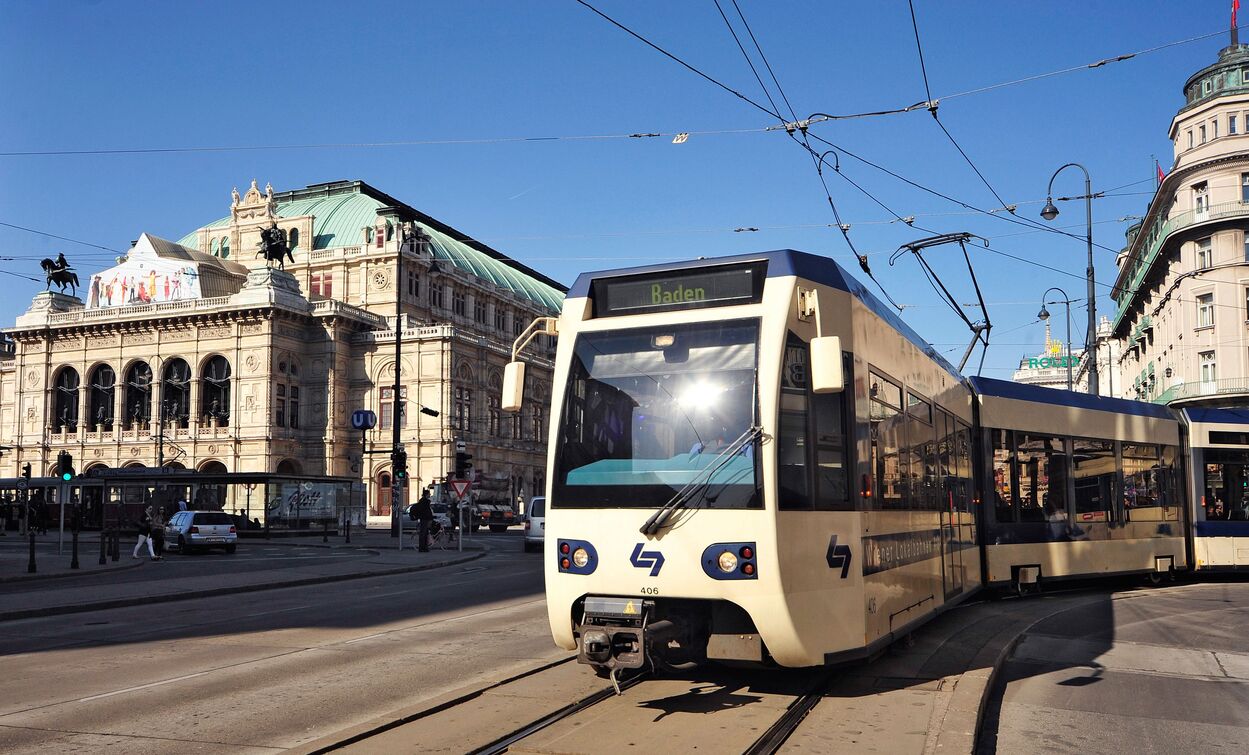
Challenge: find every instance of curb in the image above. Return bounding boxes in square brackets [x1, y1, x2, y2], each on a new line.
[0, 557, 145, 585]
[0, 549, 486, 623]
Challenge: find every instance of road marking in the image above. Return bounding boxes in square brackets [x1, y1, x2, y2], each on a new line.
[77, 670, 211, 701]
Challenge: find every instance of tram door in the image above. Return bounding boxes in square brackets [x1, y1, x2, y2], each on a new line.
[939, 410, 963, 600]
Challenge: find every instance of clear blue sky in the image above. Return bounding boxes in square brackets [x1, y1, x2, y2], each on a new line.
[0, 1, 1236, 377]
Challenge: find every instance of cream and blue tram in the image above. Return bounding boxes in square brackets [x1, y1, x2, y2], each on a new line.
[971, 377, 1187, 590]
[1182, 407, 1249, 569]
[528, 250, 980, 672]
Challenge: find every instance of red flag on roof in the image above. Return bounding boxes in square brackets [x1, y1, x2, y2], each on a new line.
[1236, 0, 1241, 30]
[1156, 160, 1166, 185]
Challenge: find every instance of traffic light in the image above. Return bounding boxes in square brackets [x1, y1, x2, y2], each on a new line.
[454, 451, 473, 478]
[56, 450, 75, 482]
[392, 449, 408, 481]
[21, 463, 31, 480]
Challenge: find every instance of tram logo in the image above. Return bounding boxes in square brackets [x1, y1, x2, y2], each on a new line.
[630, 543, 665, 577]
[826, 535, 853, 579]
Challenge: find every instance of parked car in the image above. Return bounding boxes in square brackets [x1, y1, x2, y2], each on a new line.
[524, 496, 545, 553]
[165, 510, 238, 554]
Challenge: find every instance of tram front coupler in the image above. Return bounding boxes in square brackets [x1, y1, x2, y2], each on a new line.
[577, 596, 678, 671]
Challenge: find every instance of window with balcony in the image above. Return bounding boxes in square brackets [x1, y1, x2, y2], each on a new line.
[1242, 173, 1249, 204]
[1198, 293, 1215, 327]
[1198, 237, 1213, 269]
[1194, 182, 1210, 219]
[429, 283, 443, 309]
[1201, 351, 1217, 390]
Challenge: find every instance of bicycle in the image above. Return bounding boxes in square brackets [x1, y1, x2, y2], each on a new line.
[412, 519, 459, 550]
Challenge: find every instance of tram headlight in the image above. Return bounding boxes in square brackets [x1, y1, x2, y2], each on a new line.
[717, 550, 739, 573]
[572, 547, 590, 568]
[701, 541, 757, 580]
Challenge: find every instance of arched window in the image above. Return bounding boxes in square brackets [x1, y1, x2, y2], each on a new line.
[54, 367, 80, 431]
[219, 236, 230, 259]
[161, 358, 191, 429]
[289, 228, 300, 251]
[210, 238, 220, 256]
[276, 459, 302, 475]
[125, 361, 152, 427]
[201, 356, 231, 426]
[88, 364, 116, 430]
[454, 363, 474, 434]
[275, 357, 300, 429]
[373, 471, 393, 517]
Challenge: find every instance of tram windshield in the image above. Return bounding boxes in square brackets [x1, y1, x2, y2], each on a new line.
[552, 319, 761, 509]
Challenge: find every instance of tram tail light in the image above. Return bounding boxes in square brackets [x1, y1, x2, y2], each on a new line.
[861, 474, 872, 500]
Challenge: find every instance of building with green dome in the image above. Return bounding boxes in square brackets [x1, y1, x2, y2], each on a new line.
[0, 179, 564, 522]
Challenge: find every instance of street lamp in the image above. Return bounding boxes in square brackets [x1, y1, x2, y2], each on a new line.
[1037, 286, 1074, 391]
[1040, 163, 1099, 395]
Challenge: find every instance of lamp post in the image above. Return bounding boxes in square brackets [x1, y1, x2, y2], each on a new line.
[1039, 286, 1079, 390]
[1041, 163, 1100, 395]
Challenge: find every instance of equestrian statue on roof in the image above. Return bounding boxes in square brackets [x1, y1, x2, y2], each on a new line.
[256, 221, 295, 269]
[40, 252, 79, 296]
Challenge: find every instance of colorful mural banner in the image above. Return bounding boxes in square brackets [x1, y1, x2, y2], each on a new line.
[88, 263, 201, 308]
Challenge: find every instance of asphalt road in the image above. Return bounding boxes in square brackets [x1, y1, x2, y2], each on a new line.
[0, 543, 554, 753]
[979, 579, 1249, 754]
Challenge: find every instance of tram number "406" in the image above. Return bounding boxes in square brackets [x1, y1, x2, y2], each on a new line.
[639, 586, 660, 596]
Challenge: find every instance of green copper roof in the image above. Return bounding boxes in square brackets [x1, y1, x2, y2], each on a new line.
[178, 181, 564, 313]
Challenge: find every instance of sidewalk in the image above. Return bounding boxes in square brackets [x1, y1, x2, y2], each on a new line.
[0, 528, 489, 622]
[0, 534, 144, 584]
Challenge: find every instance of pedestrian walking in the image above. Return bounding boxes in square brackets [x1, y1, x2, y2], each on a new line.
[177, 498, 188, 512]
[133, 505, 157, 560]
[414, 490, 434, 552]
[151, 507, 166, 560]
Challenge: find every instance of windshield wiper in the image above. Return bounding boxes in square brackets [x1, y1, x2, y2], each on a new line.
[640, 425, 762, 536]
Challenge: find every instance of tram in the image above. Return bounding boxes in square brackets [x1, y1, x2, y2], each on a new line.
[506, 250, 980, 672]
[503, 249, 1204, 674]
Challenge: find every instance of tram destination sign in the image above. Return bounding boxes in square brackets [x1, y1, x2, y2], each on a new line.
[591, 262, 765, 317]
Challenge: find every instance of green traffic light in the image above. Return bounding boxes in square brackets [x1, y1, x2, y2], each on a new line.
[61, 472, 71, 481]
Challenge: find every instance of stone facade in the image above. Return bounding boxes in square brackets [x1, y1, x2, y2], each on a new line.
[1112, 41, 1249, 406]
[0, 180, 562, 519]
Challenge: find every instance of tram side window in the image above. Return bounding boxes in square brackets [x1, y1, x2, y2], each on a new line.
[1159, 445, 1182, 521]
[1015, 434, 1068, 523]
[869, 372, 905, 509]
[991, 429, 1015, 523]
[1073, 438, 1115, 522]
[778, 337, 810, 509]
[1122, 444, 1162, 518]
[938, 409, 953, 508]
[955, 422, 972, 515]
[906, 393, 936, 510]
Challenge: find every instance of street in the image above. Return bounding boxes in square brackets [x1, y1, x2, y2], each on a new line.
[0, 530, 551, 753]
[979, 579, 1249, 753]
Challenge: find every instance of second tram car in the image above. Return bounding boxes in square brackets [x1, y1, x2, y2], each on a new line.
[1183, 407, 1249, 569]
[971, 377, 1186, 591]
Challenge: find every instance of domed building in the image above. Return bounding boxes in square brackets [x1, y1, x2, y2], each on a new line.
[0, 179, 562, 523]
[1112, 38, 1249, 405]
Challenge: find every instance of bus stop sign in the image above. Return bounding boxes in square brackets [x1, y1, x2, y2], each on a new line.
[449, 480, 471, 499]
[351, 410, 377, 430]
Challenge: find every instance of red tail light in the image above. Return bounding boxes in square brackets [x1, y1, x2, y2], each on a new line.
[524, 521, 531, 532]
[189, 526, 200, 533]
[228, 526, 236, 533]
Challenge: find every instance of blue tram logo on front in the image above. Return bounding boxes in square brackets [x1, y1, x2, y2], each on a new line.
[630, 543, 665, 577]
